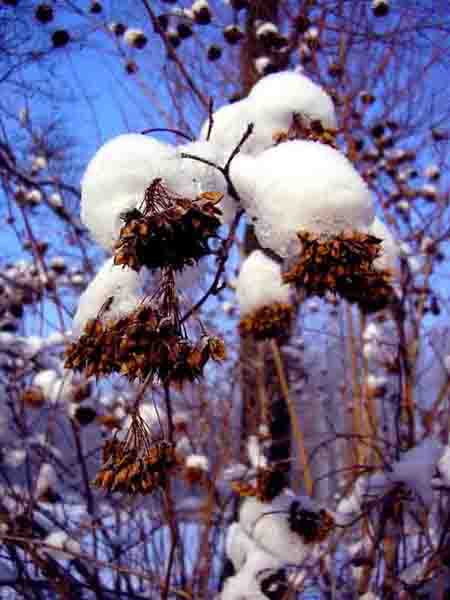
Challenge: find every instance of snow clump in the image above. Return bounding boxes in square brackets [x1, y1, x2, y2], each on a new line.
[231, 140, 375, 257]
[72, 258, 144, 336]
[236, 250, 290, 316]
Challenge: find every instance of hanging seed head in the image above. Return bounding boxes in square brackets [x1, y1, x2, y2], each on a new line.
[288, 501, 335, 544]
[21, 386, 46, 409]
[273, 115, 337, 149]
[114, 179, 222, 273]
[65, 272, 226, 385]
[239, 302, 294, 341]
[283, 231, 395, 313]
[93, 413, 178, 495]
[231, 467, 287, 502]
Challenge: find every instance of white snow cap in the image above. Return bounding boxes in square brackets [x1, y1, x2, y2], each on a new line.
[226, 522, 255, 572]
[368, 217, 399, 273]
[186, 454, 209, 471]
[72, 258, 144, 337]
[236, 250, 291, 316]
[199, 98, 254, 159]
[43, 531, 81, 560]
[437, 445, 450, 486]
[362, 438, 444, 509]
[81, 134, 175, 249]
[239, 494, 313, 564]
[35, 463, 57, 498]
[221, 545, 284, 600]
[231, 140, 375, 257]
[201, 72, 336, 158]
[248, 71, 337, 136]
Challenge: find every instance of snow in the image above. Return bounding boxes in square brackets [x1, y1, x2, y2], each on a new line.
[239, 495, 310, 564]
[35, 463, 57, 498]
[81, 134, 175, 249]
[248, 71, 337, 135]
[72, 258, 144, 337]
[43, 531, 81, 560]
[236, 250, 290, 316]
[186, 454, 209, 471]
[368, 217, 398, 273]
[222, 545, 283, 600]
[225, 522, 254, 571]
[437, 446, 450, 485]
[231, 141, 375, 257]
[201, 71, 336, 157]
[179, 140, 236, 224]
[199, 98, 254, 158]
[247, 435, 267, 469]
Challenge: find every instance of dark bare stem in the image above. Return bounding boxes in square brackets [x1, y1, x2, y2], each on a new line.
[206, 97, 214, 141]
[164, 382, 174, 445]
[141, 127, 193, 142]
[140, 0, 209, 108]
[180, 209, 244, 324]
[162, 486, 178, 600]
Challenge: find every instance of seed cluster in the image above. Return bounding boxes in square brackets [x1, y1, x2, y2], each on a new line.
[93, 415, 178, 495]
[239, 302, 294, 341]
[65, 304, 225, 384]
[288, 500, 335, 544]
[273, 116, 337, 149]
[232, 467, 287, 502]
[283, 231, 394, 313]
[114, 179, 222, 272]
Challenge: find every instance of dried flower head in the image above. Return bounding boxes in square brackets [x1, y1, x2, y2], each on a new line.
[283, 231, 394, 313]
[231, 467, 287, 502]
[288, 500, 335, 544]
[114, 178, 222, 272]
[239, 302, 294, 341]
[93, 412, 178, 495]
[65, 270, 225, 385]
[273, 115, 337, 148]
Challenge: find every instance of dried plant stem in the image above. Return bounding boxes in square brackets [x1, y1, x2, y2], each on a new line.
[269, 339, 313, 496]
[256, 342, 270, 429]
[346, 304, 363, 469]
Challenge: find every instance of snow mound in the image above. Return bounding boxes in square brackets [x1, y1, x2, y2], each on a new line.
[231, 140, 375, 257]
[72, 258, 144, 337]
[236, 251, 291, 316]
[81, 134, 176, 249]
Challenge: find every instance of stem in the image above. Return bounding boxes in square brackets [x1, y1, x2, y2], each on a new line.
[269, 339, 313, 496]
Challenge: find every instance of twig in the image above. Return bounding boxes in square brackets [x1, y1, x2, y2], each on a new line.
[140, 0, 209, 108]
[206, 97, 214, 141]
[141, 127, 193, 141]
[180, 209, 243, 323]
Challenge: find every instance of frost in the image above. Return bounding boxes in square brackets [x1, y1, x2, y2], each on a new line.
[236, 250, 290, 316]
[231, 141, 374, 257]
[72, 258, 144, 337]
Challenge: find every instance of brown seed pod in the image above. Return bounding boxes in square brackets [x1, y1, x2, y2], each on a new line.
[113, 179, 222, 273]
[239, 302, 294, 341]
[283, 231, 395, 313]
